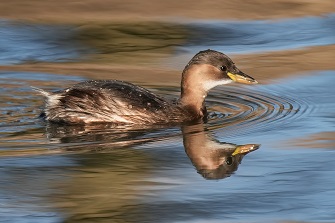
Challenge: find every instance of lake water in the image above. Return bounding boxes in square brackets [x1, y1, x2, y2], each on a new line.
[0, 14, 334, 223]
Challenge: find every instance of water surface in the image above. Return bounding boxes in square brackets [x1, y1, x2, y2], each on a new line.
[0, 20, 90, 65]
[1, 15, 335, 223]
[183, 14, 335, 55]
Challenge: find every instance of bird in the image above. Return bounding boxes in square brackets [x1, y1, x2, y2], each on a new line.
[35, 49, 257, 125]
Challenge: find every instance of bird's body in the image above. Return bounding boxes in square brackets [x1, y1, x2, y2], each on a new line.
[37, 80, 186, 124]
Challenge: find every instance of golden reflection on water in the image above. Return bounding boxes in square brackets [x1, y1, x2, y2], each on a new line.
[74, 22, 188, 64]
[51, 151, 153, 223]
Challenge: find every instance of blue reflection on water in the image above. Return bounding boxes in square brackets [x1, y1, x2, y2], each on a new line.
[0, 20, 89, 65]
[183, 14, 335, 54]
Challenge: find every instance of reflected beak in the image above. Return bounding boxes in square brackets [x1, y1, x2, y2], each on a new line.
[227, 71, 258, 84]
[232, 144, 260, 156]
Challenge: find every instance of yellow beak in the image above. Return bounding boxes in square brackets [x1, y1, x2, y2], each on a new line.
[227, 71, 258, 85]
[232, 144, 260, 156]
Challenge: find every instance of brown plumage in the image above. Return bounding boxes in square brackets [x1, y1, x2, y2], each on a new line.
[35, 49, 257, 125]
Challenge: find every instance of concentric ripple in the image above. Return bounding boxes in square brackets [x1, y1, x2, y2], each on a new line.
[0, 71, 314, 156]
[205, 85, 311, 136]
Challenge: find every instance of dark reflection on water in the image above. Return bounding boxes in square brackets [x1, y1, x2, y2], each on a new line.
[43, 121, 259, 181]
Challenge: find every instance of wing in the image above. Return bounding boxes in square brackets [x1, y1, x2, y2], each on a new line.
[43, 80, 175, 124]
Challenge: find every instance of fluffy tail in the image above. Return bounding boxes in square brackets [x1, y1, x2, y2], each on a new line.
[31, 86, 62, 108]
[31, 86, 51, 97]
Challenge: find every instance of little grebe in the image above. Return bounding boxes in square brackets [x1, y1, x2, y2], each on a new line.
[36, 49, 257, 124]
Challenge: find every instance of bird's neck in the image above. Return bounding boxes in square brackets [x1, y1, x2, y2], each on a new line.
[179, 65, 209, 117]
[179, 88, 207, 118]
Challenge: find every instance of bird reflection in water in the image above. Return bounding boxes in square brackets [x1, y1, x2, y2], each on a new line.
[182, 123, 259, 180]
[45, 121, 259, 180]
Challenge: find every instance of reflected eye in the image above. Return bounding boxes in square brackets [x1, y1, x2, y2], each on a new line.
[220, 65, 227, 72]
[226, 156, 233, 165]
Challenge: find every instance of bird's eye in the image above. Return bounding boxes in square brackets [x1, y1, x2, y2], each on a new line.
[226, 156, 233, 166]
[220, 65, 227, 71]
